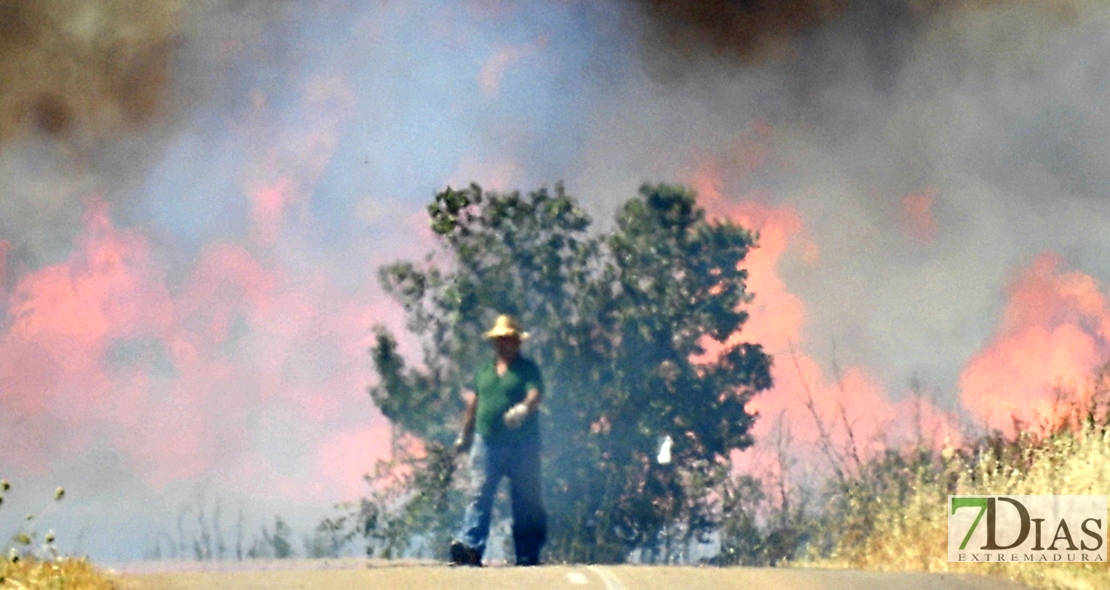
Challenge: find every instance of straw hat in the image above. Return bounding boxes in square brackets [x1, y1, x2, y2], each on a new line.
[483, 314, 529, 340]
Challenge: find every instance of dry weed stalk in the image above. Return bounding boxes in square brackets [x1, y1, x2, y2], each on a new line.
[812, 364, 1110, 590]
[1, 481, 116, 589]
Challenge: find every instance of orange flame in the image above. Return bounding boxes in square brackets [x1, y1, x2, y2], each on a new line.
[959, 253, 1110, 434]
[901, 189, 937, 244]
[690, 159, 961, 484]
[0, 239, 9, 299]
[0, 196, 400, 495]
[249, 177, 294, 248]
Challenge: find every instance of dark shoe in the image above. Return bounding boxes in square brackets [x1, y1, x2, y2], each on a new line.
[449, 540, 482, 567]
[515, 556, 540, 566]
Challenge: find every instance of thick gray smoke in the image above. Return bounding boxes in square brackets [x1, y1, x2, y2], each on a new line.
[4, 0, 1110, 561]
[581, 0, 1110, 403]
[0, 0, 167, 264]
[0, 0, 174, 143]
[0, 0, 295, 266]
[624, 0, 942, 88]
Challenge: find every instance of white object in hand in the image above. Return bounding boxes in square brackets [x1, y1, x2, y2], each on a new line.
[503, 403, 530, 429]
[453, 435, 472, 454]
[657, 435, 673, 465]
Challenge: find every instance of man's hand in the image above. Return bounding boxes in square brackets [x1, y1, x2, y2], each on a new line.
[503, 403, 530, 430]
[453, 432, 473, 455]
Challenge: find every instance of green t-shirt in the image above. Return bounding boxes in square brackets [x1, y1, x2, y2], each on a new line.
[474, 355, 544, 444]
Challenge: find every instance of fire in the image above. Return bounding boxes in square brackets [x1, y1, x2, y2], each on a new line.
[691, 137, 1107, 467]
[249, 177, 294, 248]
[689, 157, 961, 484]
[901, 189, 937, 244]
[959, 253, 1110, 434]
[0, 195, 399, 495]
[0, 239, 9, 300]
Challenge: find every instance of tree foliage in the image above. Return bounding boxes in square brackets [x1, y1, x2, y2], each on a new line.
[363, 182, 773, 562]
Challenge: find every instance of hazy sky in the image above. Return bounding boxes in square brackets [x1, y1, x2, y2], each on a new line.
[3, 0, 1110, 562]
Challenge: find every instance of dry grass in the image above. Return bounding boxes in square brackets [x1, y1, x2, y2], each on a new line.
[0, 557, 116, 589]
[810, 370, 1110, 590]
[0, 481, 117, 589]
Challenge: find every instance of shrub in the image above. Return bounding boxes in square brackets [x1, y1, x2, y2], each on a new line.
[811, 367, 1110, 590]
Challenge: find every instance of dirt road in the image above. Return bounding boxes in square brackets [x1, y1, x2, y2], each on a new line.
[115, 561, 1031, 590]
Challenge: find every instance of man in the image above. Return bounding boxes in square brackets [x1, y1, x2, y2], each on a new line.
[450, 314, 547, 567]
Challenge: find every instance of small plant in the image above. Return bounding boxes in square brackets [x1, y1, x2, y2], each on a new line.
[3, 483, 66, 563]
[246, 515, 297, 559]
[304, 516, 354, 558]
[0, 480, 116, 589]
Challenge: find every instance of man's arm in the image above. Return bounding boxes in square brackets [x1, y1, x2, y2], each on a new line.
[504, 386, 541, 430]
[455, 392, 477, 453]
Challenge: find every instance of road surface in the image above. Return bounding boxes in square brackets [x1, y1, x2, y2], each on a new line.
[114, 561, 1032, 590]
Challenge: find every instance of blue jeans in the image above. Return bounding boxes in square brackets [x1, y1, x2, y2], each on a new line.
[458, 435, 546, 564]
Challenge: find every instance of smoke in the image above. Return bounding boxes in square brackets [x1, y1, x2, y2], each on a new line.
[0, 0, 299, 266]
[0, 0, 175, 143]
[3, 0, 1110, 560]
[626, 0, 842, 71]
[480, 38, 547, 97]
[0, 239, 9, 294]
[900, 189, 937, 244]
[0, 191, 403, 558]
[0, 0, 403, 557]
[693, 166, 961, 483]
[622, 0, 980, 95]
[579, 0, 1110, 392]
[575, 0, 1110, 479]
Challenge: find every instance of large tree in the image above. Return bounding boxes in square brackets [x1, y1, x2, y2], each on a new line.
[365, 182, 773, 562]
